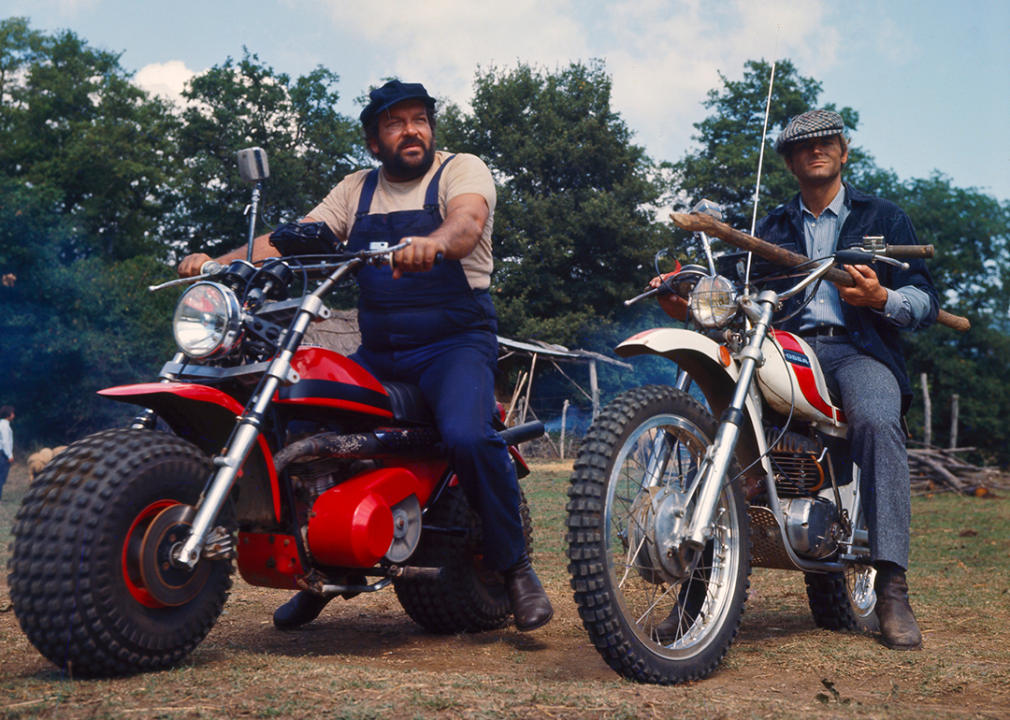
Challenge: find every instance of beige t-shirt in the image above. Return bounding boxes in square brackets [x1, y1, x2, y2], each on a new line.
[308, 151, 496, 290]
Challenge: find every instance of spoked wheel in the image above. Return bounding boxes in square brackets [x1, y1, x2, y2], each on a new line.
[568, 385, 751, 685]
[393, 484, 533, 633]
[8, 429, 234, 677]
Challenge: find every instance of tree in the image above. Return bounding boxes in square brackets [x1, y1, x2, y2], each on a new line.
[0, 17, 179, 261]
[170, 51, 370, 259]
[671, 59, 873, 231]
[0, 177, 178, 446]
[442, 61, 676, 347]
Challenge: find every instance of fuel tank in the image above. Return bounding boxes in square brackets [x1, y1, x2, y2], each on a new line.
[758, 331, 847, 433]
[274, 346, 394, 419]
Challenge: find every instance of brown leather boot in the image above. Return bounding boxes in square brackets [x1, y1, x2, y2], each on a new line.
[503, 554, 554, 631]
[873, 563, 923, 650]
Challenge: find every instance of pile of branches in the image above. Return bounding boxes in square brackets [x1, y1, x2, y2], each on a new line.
[907, 446, 1005, 496]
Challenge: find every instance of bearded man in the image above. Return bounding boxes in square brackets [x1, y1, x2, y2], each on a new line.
[179, 80, 553, 632]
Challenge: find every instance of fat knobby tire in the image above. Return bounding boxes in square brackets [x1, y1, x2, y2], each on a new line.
[8, 429, 234, 677]
[566, 385, 751, 685]
[394, 485, 533, 633]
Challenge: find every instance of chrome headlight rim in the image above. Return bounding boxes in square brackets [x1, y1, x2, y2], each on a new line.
[172, 281, 243, 359]
[689, 274, 738, 329]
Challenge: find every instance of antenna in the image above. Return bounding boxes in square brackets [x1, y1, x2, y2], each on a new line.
[744, 26, 780, 291]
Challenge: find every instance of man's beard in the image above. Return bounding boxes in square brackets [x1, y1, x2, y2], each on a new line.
[378, 136, 436, 181]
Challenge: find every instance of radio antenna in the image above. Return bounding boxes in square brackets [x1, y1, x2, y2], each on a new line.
[744, 26, 780, 291]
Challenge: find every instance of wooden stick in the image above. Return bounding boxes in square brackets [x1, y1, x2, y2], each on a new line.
[670, 211, 970, 332]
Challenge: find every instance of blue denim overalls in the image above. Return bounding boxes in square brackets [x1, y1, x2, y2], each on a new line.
[345, 157, 525, 571]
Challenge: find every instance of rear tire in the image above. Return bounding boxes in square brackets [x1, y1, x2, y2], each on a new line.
[393, 484, 533, 633]
[805, 565, 879, 632]
[8, 429, 234, 677]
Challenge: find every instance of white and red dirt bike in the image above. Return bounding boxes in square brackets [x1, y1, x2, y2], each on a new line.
[8, 240, 543, 677]
[566, 205, 934, 684]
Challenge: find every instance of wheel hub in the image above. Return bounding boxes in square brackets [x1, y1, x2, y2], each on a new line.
[628, 485, 699, 584]
[139, 504, 211, 607]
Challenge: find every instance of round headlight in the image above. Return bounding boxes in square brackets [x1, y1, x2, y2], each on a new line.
[689, 275, 738, 328]
[173, 282, 243, 359]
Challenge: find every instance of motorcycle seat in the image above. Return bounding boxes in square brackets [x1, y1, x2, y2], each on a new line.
[381, 382, 436, 426]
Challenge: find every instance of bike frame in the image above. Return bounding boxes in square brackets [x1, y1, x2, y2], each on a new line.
[617, 259, 872, 573]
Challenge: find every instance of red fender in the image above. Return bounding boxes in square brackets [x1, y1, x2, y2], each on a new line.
[98, 382, 282, 524]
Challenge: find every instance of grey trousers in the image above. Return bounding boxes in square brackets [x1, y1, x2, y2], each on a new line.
[807, 336, 911, 569]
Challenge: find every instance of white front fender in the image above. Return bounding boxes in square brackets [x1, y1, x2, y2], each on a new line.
[616, 328, 770, 477]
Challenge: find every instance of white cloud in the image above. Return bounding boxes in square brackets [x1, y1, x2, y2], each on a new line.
[301, 0, 921, 165]
[134, 60, 200, 108]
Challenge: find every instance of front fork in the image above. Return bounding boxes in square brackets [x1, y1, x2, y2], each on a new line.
[174, 279, 348, 570]
[680, 292, 777, 550]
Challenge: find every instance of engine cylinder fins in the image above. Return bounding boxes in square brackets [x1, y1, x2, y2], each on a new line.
[766, 428, 827, 494]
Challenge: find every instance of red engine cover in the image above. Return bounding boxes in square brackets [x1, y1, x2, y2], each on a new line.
[307, 467, 423, 567]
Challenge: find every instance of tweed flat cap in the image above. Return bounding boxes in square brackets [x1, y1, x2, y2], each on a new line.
[774, 109, 845, 154]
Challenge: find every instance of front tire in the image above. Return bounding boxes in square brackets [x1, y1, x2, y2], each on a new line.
[8, 429, 234, 677]
[567, 385, 751, 685]
[393, 484, 533, 633]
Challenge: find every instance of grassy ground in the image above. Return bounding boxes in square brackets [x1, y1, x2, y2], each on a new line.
[1, 458, 1009, 719]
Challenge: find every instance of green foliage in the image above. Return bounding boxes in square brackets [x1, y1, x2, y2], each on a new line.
[0, 177, 178, 445]
[671, 59, 869, 231]
[171, 51, 370, 259]
[0, 17, 179, 261]
[443, 61, 676, 347]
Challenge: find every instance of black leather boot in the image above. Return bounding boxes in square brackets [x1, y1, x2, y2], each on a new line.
[503, 554, 554, 632]
[873, 563, 923, 650]
[273, 590, 333, 630]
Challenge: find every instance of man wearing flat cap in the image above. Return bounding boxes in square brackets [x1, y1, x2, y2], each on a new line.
[179, 80, 553, 632]
[757, 109, 938, 650]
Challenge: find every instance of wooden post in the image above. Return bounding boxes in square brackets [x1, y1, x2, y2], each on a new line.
[950, 394, 960, 449]
[561, 399, 569, 461]
[521, 353, 538, 424]
[921, 373, 932, 448]
[589, 359, 600, 419]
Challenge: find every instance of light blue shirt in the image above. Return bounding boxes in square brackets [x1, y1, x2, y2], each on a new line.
[799, 185, 932, 330]
[0, 418, 12, 461]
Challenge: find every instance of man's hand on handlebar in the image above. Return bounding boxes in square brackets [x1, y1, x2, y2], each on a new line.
[178, 253, 214, 279]
[650, 273, 689, 322]
[835, 264, 888, 309]
[392, 236, 446, 279]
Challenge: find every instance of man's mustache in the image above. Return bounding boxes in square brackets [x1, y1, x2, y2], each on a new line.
[398, 140, 425, 152]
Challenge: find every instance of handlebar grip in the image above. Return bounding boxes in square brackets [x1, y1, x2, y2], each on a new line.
[200, 260, 223, 275]
[886, 244, 934, 260]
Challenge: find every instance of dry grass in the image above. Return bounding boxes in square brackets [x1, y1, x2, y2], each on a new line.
[2, 459, 1009, 719]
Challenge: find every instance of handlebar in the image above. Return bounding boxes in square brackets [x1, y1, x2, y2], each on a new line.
[882, 244, 934, 260]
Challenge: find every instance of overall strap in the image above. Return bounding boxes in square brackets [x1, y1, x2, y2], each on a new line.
[423, 154, 456, 212]
[354, 168, 382, 219]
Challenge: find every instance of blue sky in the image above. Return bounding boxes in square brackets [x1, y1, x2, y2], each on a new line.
[4, 0, 1009, 203]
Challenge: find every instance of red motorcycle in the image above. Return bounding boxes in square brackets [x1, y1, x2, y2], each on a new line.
[8, 240, 543, 677]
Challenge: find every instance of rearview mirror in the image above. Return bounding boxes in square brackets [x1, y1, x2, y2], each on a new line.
[237, 147, 270, 183]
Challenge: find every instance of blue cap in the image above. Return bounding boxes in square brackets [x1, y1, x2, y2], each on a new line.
[360, 80, 435, 125]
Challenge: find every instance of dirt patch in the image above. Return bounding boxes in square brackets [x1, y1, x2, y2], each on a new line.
[2, 461, 1009, 719]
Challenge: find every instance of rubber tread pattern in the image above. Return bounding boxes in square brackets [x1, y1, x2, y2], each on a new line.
[566, 384, 752, 685]
[393, 485, 533, 633]
[8, 429, 234, 677]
